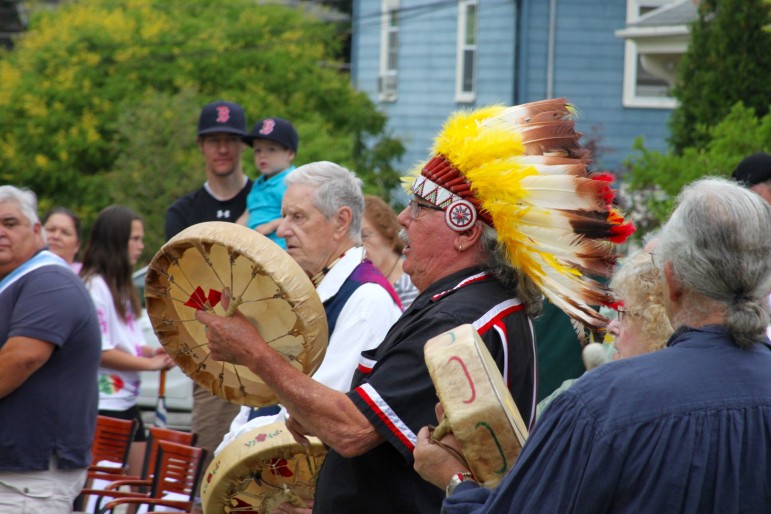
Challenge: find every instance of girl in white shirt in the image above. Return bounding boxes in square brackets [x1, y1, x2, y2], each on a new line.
[80, 205, 173, 480]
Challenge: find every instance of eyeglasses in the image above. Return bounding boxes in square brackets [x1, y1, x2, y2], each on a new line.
[408, 199, 444, 220]
[649, 251, 662, 269]
[616, 306, 643, 323]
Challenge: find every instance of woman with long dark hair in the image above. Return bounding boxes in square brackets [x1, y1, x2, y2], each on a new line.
[80, 205, 173, 478]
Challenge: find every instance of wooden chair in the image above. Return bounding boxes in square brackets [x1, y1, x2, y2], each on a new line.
[73, 416, 138, 511]
[91, 440, 207, 513]
[89, 415, 138, 474]
[81, 426, 197, 512]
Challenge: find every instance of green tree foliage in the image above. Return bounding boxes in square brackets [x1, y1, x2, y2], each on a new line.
[624, 103, 771, 229]
[0, 0, 404, 260]
[623, 0, 771, 237]
[669, 0, 771, 152]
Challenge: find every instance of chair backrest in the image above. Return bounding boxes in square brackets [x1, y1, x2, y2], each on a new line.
[91, 415, 137, 467]
[141, 426, 197, 479]
[151, 440, 208, 501]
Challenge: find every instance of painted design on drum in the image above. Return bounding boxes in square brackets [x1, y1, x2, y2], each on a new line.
[204, 459, 221, 487]
[268, 457, 294, 478]
[448, 355, 476, 404]
[244, 428, 284, 448]
[475, 420, 508, 475]
[184, 285, 222, 310]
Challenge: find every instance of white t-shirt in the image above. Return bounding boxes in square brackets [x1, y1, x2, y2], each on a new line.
[86, 274, 144, 411]
[215, 246, 402, 454]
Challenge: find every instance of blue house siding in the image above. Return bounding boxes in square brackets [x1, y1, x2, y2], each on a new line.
[518, 0, 670, 171]
[351, 0, 671, 176]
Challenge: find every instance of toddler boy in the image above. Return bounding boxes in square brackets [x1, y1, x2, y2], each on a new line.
[238, 117, 298, 248]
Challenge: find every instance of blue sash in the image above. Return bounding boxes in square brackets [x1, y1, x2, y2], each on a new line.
[0, 250, 69, 297]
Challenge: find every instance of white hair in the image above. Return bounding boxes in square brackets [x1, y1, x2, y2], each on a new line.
[0, 185, 40, 226]
[285, 161, 364, 243]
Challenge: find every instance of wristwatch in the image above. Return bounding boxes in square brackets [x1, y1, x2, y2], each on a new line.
[445, 472, 477, 496]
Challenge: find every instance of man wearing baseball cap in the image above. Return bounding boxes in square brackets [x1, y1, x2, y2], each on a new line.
[236, 117, 299, 249]
[164, 100, 251, 473]
[165, 100, 252, 239]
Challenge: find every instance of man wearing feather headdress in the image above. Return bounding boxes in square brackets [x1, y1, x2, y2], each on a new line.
[198, 99, 632, 513]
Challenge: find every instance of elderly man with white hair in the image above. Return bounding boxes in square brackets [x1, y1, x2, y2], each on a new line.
[415, 177, 771, 513]
[215, 162, 403, 455]
[0, 186, 101, 513]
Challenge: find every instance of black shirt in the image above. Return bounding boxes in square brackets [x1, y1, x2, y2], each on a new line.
[164, 180, 253, 240]
[313, 266, 536, 514]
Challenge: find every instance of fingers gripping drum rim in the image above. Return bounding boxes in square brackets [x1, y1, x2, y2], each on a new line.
[145, 222, 328, 408]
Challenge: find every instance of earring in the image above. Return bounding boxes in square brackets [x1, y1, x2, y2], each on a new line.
[458, 244, 463, 252]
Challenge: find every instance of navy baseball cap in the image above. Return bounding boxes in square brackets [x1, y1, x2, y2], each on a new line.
[732, 152, 771, 187]
[197, 100, 247, 137]
[243, 117, 299, 153]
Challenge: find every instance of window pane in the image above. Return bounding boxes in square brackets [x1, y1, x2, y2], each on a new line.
[388, 32, 398, 70]
[390, 10, 399, 27]
[466, 5, 477, 45]
[635, 55, 670, 97]
[463, 49, 475, 92]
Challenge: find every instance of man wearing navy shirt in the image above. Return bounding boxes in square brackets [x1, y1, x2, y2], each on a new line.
[0, 186, 101, 513]
[415, 178, 771, 514]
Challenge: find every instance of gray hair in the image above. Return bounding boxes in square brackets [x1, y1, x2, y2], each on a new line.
[657, 177, 771, 348]
[0, 185, 40, 226]
[285, 161, 364, 244]
[480, 224, 543, 318]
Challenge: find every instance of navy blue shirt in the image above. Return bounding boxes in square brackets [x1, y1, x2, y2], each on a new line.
[0, 263, 102, 471]
[313, 267, 536, 514]
[445, 325, 771, 514]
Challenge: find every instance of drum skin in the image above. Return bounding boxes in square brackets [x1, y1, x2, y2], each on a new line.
[145, 222, 328, 408]
[424, 324, 529, 487]
[201, 421, 327, 514]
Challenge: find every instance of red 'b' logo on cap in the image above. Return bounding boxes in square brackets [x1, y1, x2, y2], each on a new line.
[259, 119, 276, 135]
[216, 106, 230, 123]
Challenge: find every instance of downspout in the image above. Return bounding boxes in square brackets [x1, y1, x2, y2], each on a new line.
[513, 0, 523, 104]
[546, 0, 557, 99]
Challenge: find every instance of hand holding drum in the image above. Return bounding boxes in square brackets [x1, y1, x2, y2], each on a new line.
[423, 324, 529, 488]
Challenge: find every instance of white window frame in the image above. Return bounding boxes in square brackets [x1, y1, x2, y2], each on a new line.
[378, 0, 399, 102]
[455, 0, 478, 103]
[615, 0, 687, 109]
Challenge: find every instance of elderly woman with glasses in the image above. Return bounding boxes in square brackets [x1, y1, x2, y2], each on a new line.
[607, 247, 674, 359]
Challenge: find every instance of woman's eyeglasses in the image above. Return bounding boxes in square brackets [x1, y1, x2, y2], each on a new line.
[616, 306, 643, 323]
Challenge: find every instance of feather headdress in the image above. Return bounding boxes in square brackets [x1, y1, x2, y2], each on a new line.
[405, 99, 635, 337]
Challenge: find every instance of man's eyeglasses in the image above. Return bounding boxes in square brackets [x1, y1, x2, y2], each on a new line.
[408, 199, 444, 219]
